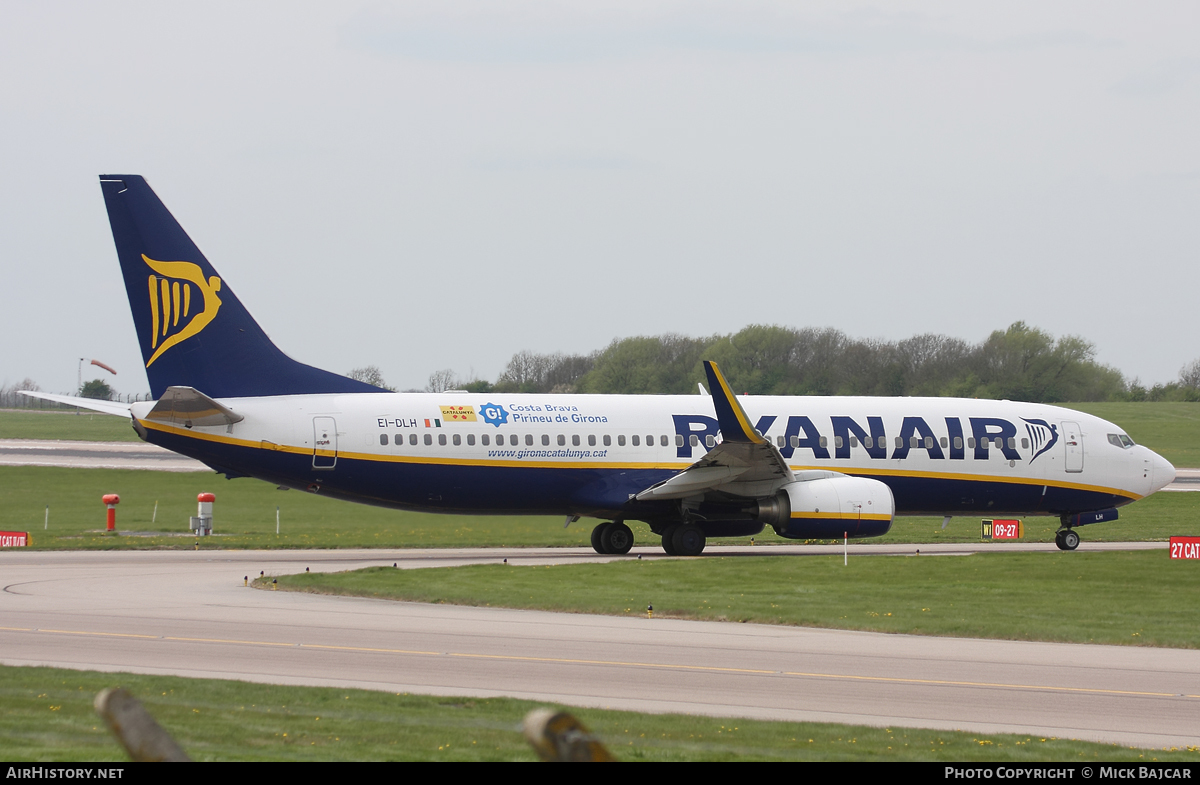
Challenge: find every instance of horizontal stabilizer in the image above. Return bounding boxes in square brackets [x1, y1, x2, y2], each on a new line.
[15, 391, 132, 417]
[145, 386, 245, 428]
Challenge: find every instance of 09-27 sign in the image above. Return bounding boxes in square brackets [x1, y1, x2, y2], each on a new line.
[1169, 537, 1200, 560]
[982, 519, 1023, 540]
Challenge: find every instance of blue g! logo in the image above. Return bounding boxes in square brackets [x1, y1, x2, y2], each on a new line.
[479, 403, 509, 427]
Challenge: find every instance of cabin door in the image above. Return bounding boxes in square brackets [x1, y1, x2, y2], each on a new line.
[313, 416, 338, 470]
[1061, 420, 1083, 473]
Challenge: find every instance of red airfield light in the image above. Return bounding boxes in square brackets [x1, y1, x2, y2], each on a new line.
[102, 494, 120, 532]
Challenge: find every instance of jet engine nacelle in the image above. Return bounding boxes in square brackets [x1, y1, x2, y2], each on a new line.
[757, 475, 895, 539]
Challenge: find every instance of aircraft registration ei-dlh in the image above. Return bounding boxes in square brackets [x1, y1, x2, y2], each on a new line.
[24, 175, 1177, 556]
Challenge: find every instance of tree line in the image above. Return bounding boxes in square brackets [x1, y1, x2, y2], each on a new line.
[6, 322, 1195, 408]
[402, 322, 1200, 404]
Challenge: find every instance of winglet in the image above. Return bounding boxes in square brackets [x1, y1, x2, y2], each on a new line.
[703, 361, 766, 444]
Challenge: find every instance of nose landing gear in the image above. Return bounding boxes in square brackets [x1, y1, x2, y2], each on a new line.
[1054, 528, 1080, 551]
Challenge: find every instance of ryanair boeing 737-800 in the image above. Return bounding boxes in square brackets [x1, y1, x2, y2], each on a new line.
[23, 175, 1177, 556]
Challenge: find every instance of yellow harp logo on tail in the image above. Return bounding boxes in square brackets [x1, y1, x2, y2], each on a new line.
[143, 254, 222, 367]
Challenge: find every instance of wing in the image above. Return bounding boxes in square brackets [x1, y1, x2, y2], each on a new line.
[635, 361, 795, 501]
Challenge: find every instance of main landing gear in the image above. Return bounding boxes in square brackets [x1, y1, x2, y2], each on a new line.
[1054, 528, 1080, 551]
[590, 521, 634, 555]
[659, 523, 707, 557]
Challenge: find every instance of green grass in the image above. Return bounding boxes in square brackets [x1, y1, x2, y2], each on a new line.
[274, 550, 1200, 649]
[0, 409, 141, 442]
[1063, 401, 1200, 468]
[2, 665, 1195, 761]
[3, 465, 1197, 550]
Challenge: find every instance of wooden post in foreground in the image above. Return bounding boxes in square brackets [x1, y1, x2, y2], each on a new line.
[94, 687, 190, 762]
[523, 708, 616, 762]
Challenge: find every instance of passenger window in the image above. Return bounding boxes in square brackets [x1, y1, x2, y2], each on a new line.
[424, 434, 432, 446]
[1007, 437, 1015, 450]
[618, 435, 626, 446]
[954, 436, 963, 450]
[675, 434, 683, 447]
[646, 435, 654, 447]
[895, 436, 903, 448]
[468, 434, 476, 446]
[558, 434, 566, 446]
[925, 436, 933, 449]
[380, 434, 388, 446]
[660, 435, 669, 447]
[690, 434, 698, 447]
[573, 435, 581, 447]
[706, 435, 715, 448]
[777, 435, 785, 448]
[850, 436, 858, 448]
[1021, 438, 1028, 449]
[453, 434, 461, 446]
[410, 433, 418, 446]
[967, 437, 976, 449]
[632, 435, 640, 446]
[790, 436, 799, 448]
[940, 437, 948, 448]
[819, 437, 828, 448]
[542, 434, 550, 446]
[438, 434, 447, 446]
[395, 434, 402, 445]
[589, 435, 597, 447]
[911, 437, 920, 449]
[604, 435, 611, 446]
[525, 434, 533, 446]
[834, 436, 844, 449]
[481, 434, 489, 446]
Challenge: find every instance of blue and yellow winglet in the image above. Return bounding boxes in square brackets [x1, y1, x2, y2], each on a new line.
[703, 361, 767, 445]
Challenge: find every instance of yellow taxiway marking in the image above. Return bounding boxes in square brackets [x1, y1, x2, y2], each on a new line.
[4, 625, 1196, 700]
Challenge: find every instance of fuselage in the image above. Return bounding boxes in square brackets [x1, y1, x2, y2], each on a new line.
[131, 391, 1176, 525]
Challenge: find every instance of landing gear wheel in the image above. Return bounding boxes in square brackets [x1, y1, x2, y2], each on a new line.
[660, 524, 679, 556]
[1060, 529, 1080, 551]
[671, 523, 707, 557]
[591, 522, 613, 554]
[602, 522, 634, 555]
[1054, 530, 1065, 550]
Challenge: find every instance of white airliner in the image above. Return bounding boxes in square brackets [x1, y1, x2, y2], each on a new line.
[23, 175, 1177, 556]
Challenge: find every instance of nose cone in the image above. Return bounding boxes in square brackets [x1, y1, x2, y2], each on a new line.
[1150, 450, 1176, 494]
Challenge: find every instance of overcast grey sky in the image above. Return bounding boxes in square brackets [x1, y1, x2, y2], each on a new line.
[2, 1, 1197, 395]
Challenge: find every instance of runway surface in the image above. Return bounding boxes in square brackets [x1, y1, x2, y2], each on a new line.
[2, 546, 1198, 749]
[0, 439, 207, 472]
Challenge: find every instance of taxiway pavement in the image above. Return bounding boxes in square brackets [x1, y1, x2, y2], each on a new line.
[2, 547, 1197, 749]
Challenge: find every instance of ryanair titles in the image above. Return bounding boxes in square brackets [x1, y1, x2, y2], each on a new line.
[673, 414, 1059, 463]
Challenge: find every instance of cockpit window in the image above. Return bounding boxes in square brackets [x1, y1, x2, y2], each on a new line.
[1107, 433, 1135, 449]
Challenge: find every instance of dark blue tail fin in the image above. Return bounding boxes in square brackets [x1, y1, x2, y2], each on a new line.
[100, 175, 385, 398]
